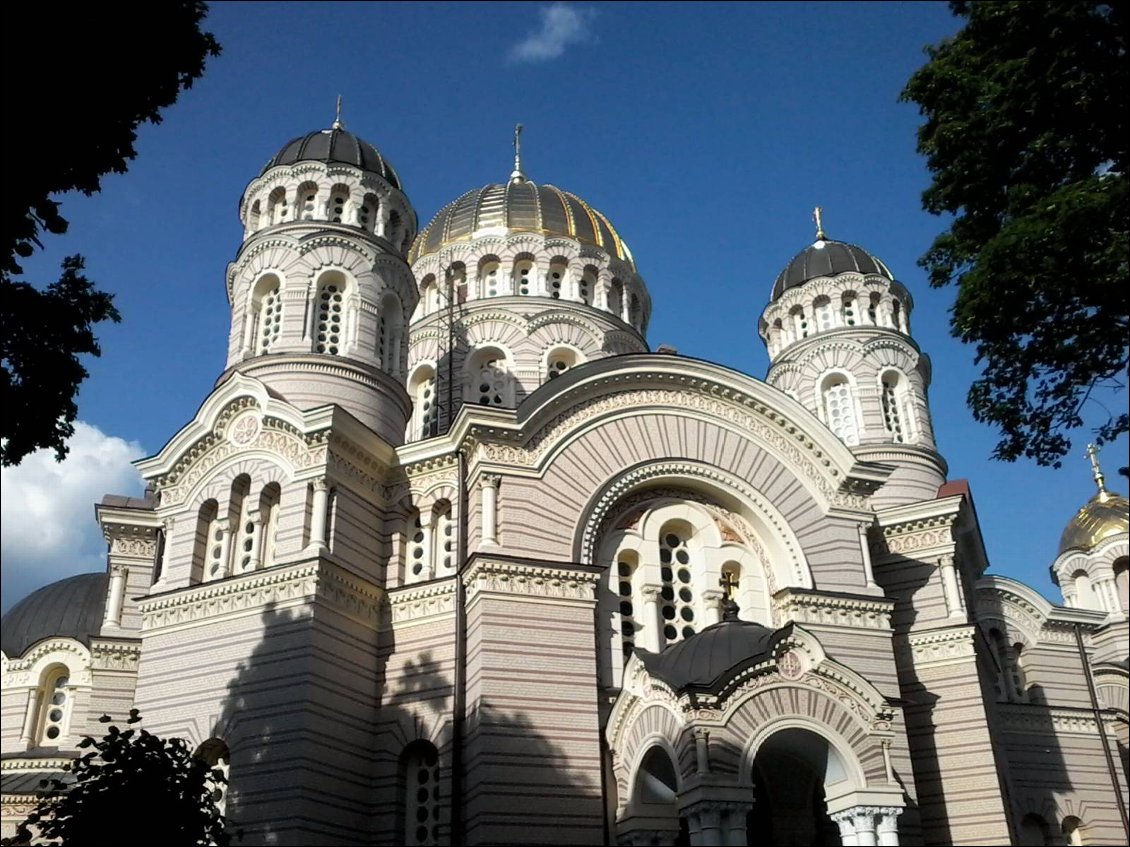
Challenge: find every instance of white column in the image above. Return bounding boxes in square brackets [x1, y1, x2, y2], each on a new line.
[701, 589, 724, 626]
[246, 512, 264, 572]
[216, 519, 233, 578]
[103, 564, 128, 628]
[859, 524, 877, 588]
[699, 807, 722, 846]
[938, 554, 964, 620]
[686, 812, 704, 847]
[723, 806, 750, 847]
[20, 689, 41, 747]
[1096, 577, 1121, 617]
[418, 510, 434, 580]
[694, 728, 711, 775]
[881, 739, 895, 784]
[853, 809, 879, 847]
[832, 811, 859, 846]
[876, 808, 901, 846]
[307, 479, 330, 553]
[480, 474, 500, 547]
[641, 586, 663, 652]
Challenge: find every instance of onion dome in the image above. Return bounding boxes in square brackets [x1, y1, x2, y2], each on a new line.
[408, 180, 635, 269]
[263, 125, 401, 189]
[772, 238, 892, 301]
[1058, 490, 1129, 556]
[636, 604, 790, 695]
[1, 572, 108, 658]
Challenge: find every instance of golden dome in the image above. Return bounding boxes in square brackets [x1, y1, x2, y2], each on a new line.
[407, 180, 635, 269]
[1057, 489, 1130, 556]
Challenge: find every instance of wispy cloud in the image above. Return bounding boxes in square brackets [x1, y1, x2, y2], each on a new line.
[1, 421, 145, 613]
[510, 3, 596, 63]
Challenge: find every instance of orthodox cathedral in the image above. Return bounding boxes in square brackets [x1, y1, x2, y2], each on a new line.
[2, 119, 1128, 847]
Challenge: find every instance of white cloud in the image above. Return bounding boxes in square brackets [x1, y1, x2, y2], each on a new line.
[510, 3, 596, 63]
[1, 422, 146, 613]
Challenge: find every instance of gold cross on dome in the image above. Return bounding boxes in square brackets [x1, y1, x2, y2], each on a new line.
[813, 206, 826, 241]
[720, 571, 739, 601]
[1085, 443, 1108, 493]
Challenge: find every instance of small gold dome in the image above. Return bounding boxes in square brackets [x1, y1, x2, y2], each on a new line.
[407, 180, 635, 269]
[1057, 489, 1130, 556]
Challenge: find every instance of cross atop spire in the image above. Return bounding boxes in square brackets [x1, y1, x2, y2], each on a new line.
[510, 123, 526, 183]
[1085, 443, 1109, 495]
[813, 206, 826, 242]
[332, 95, 344, 131]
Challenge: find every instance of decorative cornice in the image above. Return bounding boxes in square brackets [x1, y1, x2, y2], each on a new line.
[996, 704, 1120, 736]
[462, 556, 600, 604]
[895, 626, 976, 667]
[774, 589, 893, 631]
[386, 578, 457, 627]
[873, 511, 959, 558]
[89, 640, 142, 672]
[139, 560, 384, 632]
[0, 758, 72, 773]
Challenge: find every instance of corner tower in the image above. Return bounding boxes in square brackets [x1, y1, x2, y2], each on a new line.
[759, 215, 945, 507]
[403, 127, 649, 440]
[223, 111, 418, 444]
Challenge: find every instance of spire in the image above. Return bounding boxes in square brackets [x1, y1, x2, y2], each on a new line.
[813, 206, 827, 242]
[510, 123, 526, 183]
[332, 95, 344, 131]
[1085, 443, 1110, 496]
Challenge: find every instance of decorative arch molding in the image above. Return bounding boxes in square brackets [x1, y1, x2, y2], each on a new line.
[1093, 664, 1129, 715]
[577, 460, 811, 589]
[974, 578, 1052, 648]
[736, 715, 869, 795]
[1053, 536, 1130, 582]
[2, 639, 93, 688]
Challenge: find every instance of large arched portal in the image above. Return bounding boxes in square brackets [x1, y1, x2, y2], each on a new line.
[748, 728, 846, 846]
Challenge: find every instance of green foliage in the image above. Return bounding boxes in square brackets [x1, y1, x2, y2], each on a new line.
[901, 1, 1128, 466]
[0, 2, 220, 466]
[9, 711, 230, 847]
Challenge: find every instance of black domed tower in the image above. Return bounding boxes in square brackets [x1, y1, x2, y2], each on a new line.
[222, 113, 418, 444]
[759, 220, 945, 508]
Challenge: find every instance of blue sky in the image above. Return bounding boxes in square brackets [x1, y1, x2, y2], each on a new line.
[2, 1, 1125, 611]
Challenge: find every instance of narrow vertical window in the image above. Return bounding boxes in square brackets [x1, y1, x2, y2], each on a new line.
[514, 259, 535, 295]
[433, 504, 453, 575]
[256, 283, 282, 354]
[579, 268, 597, 305]
[881, 374, 906, 443]
[480, 260, 500, 297]
[659, 530, 695, 645]
[617, 554, 638, 660]
[408, 513, 426, 583]
[608, 279, 624, 318]
[841, 292, 857, 326]
[401, 742, 440, 846]
[39, 668, 71, 744]
[315, 281, 344, 355]
[822, 377, 859, 446]
[815, 296, 834, 331]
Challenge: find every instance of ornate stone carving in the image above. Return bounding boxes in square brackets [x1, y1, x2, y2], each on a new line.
[896, 626, 976, 666]
[90, 641, 142, 671]
[387, 579, 457, 626]
[463, 557, 600, 603]
[227, 410, 262, 445]
[875, 513, 958, 558]
[775, 590, 894, 631]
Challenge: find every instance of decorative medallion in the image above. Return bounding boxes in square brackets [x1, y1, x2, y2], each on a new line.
[777, 650, 804, 680]
[228, 411, 262, 446]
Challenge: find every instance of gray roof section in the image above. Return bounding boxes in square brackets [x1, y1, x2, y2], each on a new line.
[1, 572, 108, 658]
[636, 616, 790, 694]
[1, 770, 70, 796]
[263, 127, 402, 190]
[772, 239, 893, 300]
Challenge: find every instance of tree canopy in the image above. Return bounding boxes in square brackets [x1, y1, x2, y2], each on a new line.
[8, 711, 230, 847]
[0, 2, 220, 466]
[901, 0, 1128, 466]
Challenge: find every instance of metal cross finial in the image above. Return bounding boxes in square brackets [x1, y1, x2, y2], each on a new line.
[719, 571, 739, 602]
[813, 206, 826, 241]
[510, 123, 526, 183]
[332, 95, 344, 130]
[1085, 443, 1108, 494]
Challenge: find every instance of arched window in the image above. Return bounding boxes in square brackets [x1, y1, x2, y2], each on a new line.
[881, 372, 907, 443]
[545, 347, 581, 382]
[840, 292, 857, 326]
[616, 552, 639, 661]
[479, 258, 501, 298]
[822, 375, 859, 446]
[450, 263, 468, 304]
[1062, 816, 1085, 846]
[659, 527, 696, 644]
[359, 193, 379, 231]
[419, 275, 438, 317]
[314, 273, 346, 355]
[399, 741, 440, 846]
[1018, 813, 1053, 846]
[259, 483, 281, 570]
[791, 305, 809, 339]
[387, 209, 404, 251]
[814, 296, 835, 331]
[1073, 569, 1097, 610]
[407, 512, 427, 583]
[37, 666, 71, 745]
[433, 502, 454, 576]
[579, 267, 597, 305]
[629, 292, 642, 329]
[268, 187, 289, 225]
[467, 348, 513, 407]
[252, 275, 283, 355]
[231, 476, 253, 575]
[195, 499, 225, 583]
[546, 260, 568, 299]
[410, 366, 439, 440]
[328, 184, 350, 223]
[248, 200, 261, 231]
[297, 181, 319, 221]
[608, 278, 624, 318]
[892, 298, 906, 332]
[513, 257, 536, 295]
[1114, 558, 1129, 613]
[868, 292, 880, 324]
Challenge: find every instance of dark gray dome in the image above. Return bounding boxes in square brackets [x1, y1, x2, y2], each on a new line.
[772, 240, 892, 300]
[1, 573, 108, 658]
[264, 127, 402, 190]
[637, 616, 789, 694]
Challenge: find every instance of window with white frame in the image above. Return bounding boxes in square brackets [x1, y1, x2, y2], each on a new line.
[822, 376, 859, 445]
[433, 503, 453, 575]
[608, 278, 624, 317]
[546, 347, 581, 382]
[468, 350, 512, 407]
[401, 741, 441, 846]
[514, 258, 535, 295]
[616, 552, 639, 661]
[254, 281, 282, 355]
[298, 182, 319, 221]
[38, 667, 71, 745]
[881, 373, 906, 443]
[814, 296, 835, 331]
[411, 367, 439, 440]
[480, 259, 501, 297]
[659, 529, 696, 643]
[579, 268, 597, 305]
[314, 278, 345, 355]
[329, 186, 350, 223]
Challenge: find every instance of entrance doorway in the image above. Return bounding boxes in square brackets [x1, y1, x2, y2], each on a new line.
[747, 728, 846, 846]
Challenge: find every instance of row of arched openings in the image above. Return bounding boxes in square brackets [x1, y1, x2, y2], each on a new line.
[192, 477, 281, 583]
[820, 370, 912, 446]
[248, 184, 409, 251]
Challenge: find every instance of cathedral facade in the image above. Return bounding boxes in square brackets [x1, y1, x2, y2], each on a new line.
[2, 122, 1128, 846]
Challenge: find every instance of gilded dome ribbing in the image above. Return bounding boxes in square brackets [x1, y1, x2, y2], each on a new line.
[1057, 489, 1130, 556]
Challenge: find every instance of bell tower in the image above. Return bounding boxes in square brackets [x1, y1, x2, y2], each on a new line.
[759, 212, 946, 508]
[222, 104, 418, 444]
